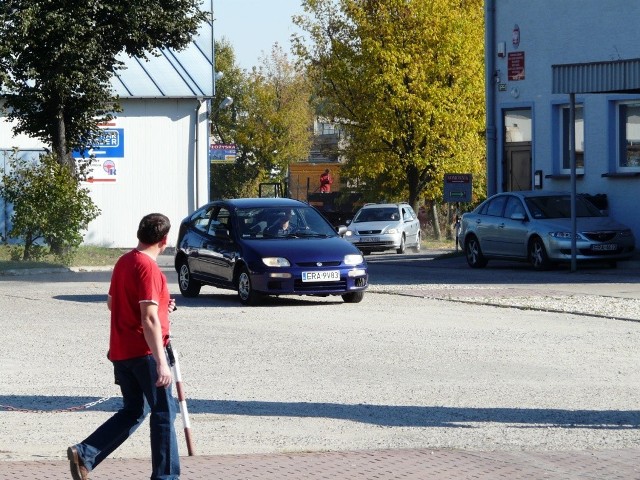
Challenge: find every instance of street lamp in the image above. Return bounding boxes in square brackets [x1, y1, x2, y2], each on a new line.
[212, 96, 233, 144]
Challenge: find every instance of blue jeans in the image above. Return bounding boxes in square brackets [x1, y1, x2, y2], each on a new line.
[74, 354, 180, 479]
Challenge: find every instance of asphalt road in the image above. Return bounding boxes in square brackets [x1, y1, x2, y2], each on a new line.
[1, 250, 639, 463]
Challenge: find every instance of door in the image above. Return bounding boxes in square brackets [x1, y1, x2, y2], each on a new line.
[504, 143, 532, 191]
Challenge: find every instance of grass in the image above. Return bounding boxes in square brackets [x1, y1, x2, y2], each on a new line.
[0, 245, 128, 271]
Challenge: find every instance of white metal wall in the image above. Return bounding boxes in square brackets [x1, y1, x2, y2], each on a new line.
[0, 98, 210, 248]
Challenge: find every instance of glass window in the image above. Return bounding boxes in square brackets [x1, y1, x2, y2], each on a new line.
[486, 196, 507, 216]
[504, 109, 532, 143]
[619, 102, 640, 169]
[560, 105, 584, 171]
[503, 196, 525, 219]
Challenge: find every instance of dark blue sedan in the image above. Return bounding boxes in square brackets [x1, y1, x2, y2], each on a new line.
[174, 198, 368, 305]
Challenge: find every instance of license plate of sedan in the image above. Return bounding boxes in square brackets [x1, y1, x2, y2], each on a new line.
[360, 237, 379, 242]
[592, 243, 617, 251]
[302, 270, 340, 282]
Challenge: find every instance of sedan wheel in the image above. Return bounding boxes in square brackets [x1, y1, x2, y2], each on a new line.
[412, 231, 422, 252]
[396, 235, 406, 254]
[237, 266, 262, 306]
[178, 260, 201, 297]
[529, 238, 551, 271]
[465, 236, 488, 268]
[342, 291, 365, 303]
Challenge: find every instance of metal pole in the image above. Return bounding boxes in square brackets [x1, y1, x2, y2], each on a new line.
[171, 348, 196, 456]
[570, 93, 577, 272]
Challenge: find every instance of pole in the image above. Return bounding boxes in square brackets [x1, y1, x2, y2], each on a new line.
[171, 348, 196, 456]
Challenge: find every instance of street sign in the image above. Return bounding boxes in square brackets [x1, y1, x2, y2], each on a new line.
[443, 173, 472, 203]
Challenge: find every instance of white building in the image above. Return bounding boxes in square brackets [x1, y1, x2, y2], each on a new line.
[485, 0, 640, 239]
[0, 14, 215, 248]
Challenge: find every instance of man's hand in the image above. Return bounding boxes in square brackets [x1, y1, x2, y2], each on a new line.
[156, 362, 173, 387]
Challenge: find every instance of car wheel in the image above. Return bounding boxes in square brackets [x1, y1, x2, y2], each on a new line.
[529, 237, 551, 271]
[412, 231, 422, 252]
[465, 235, 488, 268]
[396, 235, 406, 254]
[178, 259, 201, 297]
[237, 266, 262, 306]
[342, 291, 365, 303]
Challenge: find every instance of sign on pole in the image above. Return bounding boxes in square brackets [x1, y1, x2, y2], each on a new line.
[443, 173, 472, 203]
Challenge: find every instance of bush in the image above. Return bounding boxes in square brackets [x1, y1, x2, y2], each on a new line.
[0, 152, 101, 261]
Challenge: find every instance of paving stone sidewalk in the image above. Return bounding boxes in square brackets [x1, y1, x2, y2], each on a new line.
[2, 447, 640, 479]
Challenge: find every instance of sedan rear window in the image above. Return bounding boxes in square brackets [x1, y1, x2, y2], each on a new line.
[524, 195, 603, 219]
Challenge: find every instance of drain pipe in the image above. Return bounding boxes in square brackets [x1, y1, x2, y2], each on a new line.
[485, 0, 498, 195]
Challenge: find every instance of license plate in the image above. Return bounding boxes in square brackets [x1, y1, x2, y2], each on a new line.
[360, 237, 380, 242]
[592, 243, 617, 251]
[301, 270, 340, 282]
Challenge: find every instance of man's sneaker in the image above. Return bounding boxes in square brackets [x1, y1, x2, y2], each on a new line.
[67, 446, 89, 480]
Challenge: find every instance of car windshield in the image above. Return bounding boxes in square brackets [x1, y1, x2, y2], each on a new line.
[236, 206, 337, 239]
[524, 195, 604, 219]
[353, 207, 399, 222]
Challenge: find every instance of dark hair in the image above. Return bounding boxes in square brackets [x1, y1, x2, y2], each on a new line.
[137, 213, 171, 245]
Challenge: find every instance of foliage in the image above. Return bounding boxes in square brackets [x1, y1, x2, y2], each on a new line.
[0, 153, 101, 261]
[211, 40, 314, 197]
[0, 0, 207, 171]
[293, 0, 486, 210]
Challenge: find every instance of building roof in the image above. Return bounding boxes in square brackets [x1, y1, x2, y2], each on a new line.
[113, 16, 214, 99]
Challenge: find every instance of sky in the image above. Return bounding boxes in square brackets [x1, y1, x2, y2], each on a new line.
[213, 0, 304, 71]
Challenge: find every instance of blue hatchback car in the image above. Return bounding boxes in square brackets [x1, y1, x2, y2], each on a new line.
[174, 198, 368, 305]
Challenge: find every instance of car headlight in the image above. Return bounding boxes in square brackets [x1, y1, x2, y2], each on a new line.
[345, 230, 353, 237]
[619, 229, 634, 237]
[344, 254, 364, 265]
[386, 228, 399, 234]
[262, 257, 290, 267]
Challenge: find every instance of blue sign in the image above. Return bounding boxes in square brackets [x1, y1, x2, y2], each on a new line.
[72, 128, 125, 159]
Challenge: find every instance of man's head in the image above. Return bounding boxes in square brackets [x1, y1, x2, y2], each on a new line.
[324, 168, 330, 174]
[137, 213, 171, 245]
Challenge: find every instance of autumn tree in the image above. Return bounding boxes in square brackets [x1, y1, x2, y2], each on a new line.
[211, 41, 314, 198]
[293, 0, 486, 211]
[0, 0, 207, 173]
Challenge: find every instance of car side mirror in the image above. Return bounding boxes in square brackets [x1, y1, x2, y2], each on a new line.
[510, 212, 526, 221]
[336, 225, 347, 236]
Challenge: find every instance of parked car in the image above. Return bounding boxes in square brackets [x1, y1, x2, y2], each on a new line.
[457, 191, 636, 270]
[174, 198, 368, 305]
[344, 202, 421, 254]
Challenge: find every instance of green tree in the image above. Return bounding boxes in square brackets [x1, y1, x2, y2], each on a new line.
[211, 41, 314, 198]
[0, 0, 207, 173]
[293, 0, 486, 210]
[0, 153, 100, 260]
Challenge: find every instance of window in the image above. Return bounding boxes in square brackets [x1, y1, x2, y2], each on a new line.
[504, 109, 532, 143]
[618, 102, 640, 170]
[560, 105, 584, 171]
[486, 196, 507, 216]
[503, 196, 525, 219]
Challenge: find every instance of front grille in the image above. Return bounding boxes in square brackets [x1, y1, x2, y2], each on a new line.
[582, 231, 617, 242]
[294, 278, 347, 292]
[296, 261, 342, 267]
[355, 241, 395, 248]
[357, 230, 382, 235]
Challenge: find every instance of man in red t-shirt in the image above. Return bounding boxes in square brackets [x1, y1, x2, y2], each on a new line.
[68, 213, 180, 480]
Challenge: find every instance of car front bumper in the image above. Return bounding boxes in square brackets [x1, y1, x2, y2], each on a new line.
[250, 266, 369, 296]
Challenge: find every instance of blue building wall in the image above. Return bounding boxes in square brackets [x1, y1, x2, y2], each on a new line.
[487, 0, 640, 238]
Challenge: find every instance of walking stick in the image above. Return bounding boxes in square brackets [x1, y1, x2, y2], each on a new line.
[171, 348, 196, 456]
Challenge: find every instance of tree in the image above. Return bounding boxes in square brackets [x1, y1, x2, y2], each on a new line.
[293, 0, 486, 210]
[211, 41, 314, 197]
[0, 153, 100, 260]
[0, 0, 207, 173]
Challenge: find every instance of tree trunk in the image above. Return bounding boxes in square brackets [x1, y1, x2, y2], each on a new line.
[53, 104, 76, 175]
[431, 202, 441, 240]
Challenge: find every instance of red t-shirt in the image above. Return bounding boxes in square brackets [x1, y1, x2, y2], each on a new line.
[108, 249, 170, 361]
